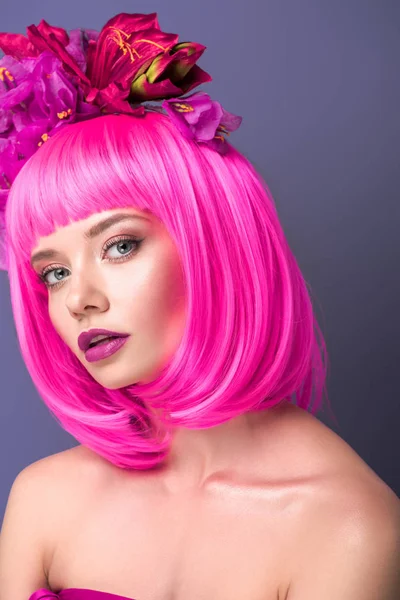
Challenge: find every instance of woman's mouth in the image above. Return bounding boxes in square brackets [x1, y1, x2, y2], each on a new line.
[84, 335, 130, 363]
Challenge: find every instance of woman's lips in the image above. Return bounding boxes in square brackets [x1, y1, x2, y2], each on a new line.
[84, 335, 130, 363]
[78, 329, 130, 351]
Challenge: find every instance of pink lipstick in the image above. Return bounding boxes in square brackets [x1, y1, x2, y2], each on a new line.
[78, 328, 130, 363]
[84, 335, 130, 363]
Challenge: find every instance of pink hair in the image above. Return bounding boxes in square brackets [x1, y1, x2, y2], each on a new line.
[5, 112, 333, 469]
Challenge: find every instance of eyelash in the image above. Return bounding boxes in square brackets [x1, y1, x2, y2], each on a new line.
[38, 235, 144, 290]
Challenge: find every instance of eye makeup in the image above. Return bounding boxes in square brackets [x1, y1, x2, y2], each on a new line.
[38, 234, 145, 289]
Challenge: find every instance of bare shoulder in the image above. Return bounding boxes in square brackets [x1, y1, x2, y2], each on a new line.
[25, 443, 113, 495]
[9, 445, 108, 527]
[267, 401, 397, 494]
[0, 446, 101, 596]
[268, 403, 400, 596]
[17, 444, 106, 488]
[13, 446, 110, 567]
[284, 400, 399, 510]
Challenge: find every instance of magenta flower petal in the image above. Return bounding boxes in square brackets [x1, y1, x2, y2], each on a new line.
[65, 28, 99, 73]
[162, 91, 242, 153]
[220, 107, 243, 132]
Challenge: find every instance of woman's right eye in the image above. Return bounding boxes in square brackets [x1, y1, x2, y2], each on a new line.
[39, 265, 68, 289]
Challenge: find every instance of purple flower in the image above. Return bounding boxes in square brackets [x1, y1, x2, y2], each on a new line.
[162, 91, 242, 154]
[0, 51, 101, 191]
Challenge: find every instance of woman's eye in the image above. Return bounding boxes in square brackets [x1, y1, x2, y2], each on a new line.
[39, 236, 143, 289]
[103, 237, 140, 260]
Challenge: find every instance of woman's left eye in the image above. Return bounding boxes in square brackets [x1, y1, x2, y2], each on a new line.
[102, 235, 143, 261]
[38, 236, 144, 289]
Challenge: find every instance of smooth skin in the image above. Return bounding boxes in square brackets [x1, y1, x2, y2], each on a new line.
[1, 207, 399, 599]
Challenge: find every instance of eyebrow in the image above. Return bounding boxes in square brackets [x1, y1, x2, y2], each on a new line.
[30, 213, 150, 266]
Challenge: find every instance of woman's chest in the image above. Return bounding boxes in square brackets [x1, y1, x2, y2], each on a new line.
[47, 478, 297, 600]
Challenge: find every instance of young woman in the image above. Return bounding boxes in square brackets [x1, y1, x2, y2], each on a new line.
[0, 12, 398, 600]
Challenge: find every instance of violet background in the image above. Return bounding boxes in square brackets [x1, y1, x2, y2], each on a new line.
[1, 0, 399, 523]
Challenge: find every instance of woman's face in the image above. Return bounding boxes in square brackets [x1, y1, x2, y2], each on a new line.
[30, 207, 187, 389]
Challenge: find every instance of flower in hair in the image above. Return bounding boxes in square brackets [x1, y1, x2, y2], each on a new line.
[0, 13, 212, 115]
[162, 92, 242, 154]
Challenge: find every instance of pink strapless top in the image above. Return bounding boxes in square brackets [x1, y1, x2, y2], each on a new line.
[29, 589, 136, 600]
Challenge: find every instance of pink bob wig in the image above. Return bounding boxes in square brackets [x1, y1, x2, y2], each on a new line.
[5, 111, 333, 470]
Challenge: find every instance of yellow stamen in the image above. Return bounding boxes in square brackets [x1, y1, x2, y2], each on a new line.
[215, 125, 230, 139]
[0, 67, 14, 82]
[134, 38, 168, 52]
[57, 108, 73, 119]
[38, 133, 50, 147]
[171, 102, 194, 113]
[107, 27, 169, 63]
